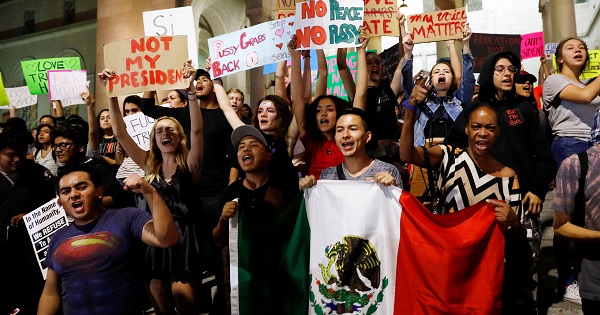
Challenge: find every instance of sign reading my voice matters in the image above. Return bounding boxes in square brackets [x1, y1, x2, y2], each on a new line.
[295, 0, 364, 50]
[407, 7, 467, 44]
[104, 35, 188, 97]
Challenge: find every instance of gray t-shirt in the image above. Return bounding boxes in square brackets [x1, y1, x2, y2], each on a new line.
[320, 159, 403, 188]
[543, 74, 600, 140]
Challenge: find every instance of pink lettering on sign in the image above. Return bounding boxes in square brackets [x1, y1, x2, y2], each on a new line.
[520, 32, 544, 60]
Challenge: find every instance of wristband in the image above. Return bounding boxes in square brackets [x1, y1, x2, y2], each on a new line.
[403, 99, 418, 110]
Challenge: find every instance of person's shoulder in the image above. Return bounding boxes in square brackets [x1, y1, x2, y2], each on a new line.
[320, 166, 338, 180]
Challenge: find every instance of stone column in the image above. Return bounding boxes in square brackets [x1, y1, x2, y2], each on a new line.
[549, 0, 576, 42]
[434, 0, 464, 62]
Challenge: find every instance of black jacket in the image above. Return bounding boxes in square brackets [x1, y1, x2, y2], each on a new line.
[445, 52, 556, 200]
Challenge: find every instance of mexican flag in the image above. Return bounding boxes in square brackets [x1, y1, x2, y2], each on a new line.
[229, 181, 505, 314]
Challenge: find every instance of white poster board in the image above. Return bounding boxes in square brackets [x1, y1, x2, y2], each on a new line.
[24, 198, 69, 280]
[143, 6, 199, 67]
[47, 70, 87, 100]
[124, 112, 156, 151]
[6, 86, 38, 108]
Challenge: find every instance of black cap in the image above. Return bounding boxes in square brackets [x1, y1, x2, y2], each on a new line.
[231, 125, 268, 148]
[195, 69, 212, 81]
[515, 71, 537, 84]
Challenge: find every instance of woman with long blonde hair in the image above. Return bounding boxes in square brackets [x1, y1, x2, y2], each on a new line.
[98, 60, 204, 315]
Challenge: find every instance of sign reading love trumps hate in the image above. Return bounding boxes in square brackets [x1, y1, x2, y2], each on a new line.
[21, 57, 81, 95]
[407, 7, 466, 44]
[295, 0, 364, 49]
[363, 0, 399, 37]
[208, 17, 295, 78]
[104, 35, 188, 97]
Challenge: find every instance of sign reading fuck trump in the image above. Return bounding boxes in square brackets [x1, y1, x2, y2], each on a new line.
[295, 0, 364, 49]
[208, 17, 295, 78]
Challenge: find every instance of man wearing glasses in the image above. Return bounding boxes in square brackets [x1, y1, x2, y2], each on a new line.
[0, 120, 56, 314]
[53, 125, 133, 209]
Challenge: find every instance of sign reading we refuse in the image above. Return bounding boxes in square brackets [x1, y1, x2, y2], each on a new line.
[408, 7, 466, 44]
[104, 35, 188, 97]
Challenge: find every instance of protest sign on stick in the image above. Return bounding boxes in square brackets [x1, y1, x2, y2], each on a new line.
[124, 112, 156, 151]
[24, 198, 69, 279]
[363, 0, 399, 37]
[47, 70, 87, 100]
[407, 7, 466, 44]
[295, 0, 364, 50]
[520, 32, 544, 60]
[208, 17, 295, 78]
[103, 35, 188, 97]
[143, 6, 199, 67]
[6, 86, 38, 108]
[21, 57, 81, 95]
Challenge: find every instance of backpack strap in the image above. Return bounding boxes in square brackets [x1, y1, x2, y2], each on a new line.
[336, 163, 346, 180]
[572, 151, 588, 227]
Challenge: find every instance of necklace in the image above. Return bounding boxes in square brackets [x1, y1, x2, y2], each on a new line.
[325, 141, 335, 155]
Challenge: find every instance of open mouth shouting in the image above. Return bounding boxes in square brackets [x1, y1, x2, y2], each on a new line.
[71, 200, 84, 214]
[241, 154, 254, 166]
[475, 140, 489, 151]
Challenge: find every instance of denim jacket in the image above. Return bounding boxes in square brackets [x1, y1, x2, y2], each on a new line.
[403, 53, 475, 146]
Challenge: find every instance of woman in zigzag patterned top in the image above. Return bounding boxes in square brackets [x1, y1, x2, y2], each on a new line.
[401, 93, 523, 222]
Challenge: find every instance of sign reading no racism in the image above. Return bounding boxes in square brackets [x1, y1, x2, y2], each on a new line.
[104, 35, 188, 97]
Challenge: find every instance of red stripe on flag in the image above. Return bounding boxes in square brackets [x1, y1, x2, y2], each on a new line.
[394, 193, 504, 314]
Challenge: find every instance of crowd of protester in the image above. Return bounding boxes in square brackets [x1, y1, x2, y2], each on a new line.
[2, 7, 600, 315]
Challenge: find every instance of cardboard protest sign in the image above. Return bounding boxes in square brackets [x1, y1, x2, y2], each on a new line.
[363, 0, 399, 37]
[21, 57, 81, 95]
[143, 6, 199, 67]
[276, 0, 297, 10]
[521, 32, 543, 60]
[124, 112, 156, 151]
[545, 43, 558, 59]
[104, 35, 188, 97]
[208, 17, 295, 78]
[581, 50, 600, 79]
[407, 7, 466, 44]
[6, 86, 38, 108]
[47, 70, 87, 100]
[0, 73, 9, 106]
[275, 9, 295, 19]
[295, 0, 364, 49]
[24, 198, 69, 279]
[325, 51, 359, 100]
[470, 33, 521, 72]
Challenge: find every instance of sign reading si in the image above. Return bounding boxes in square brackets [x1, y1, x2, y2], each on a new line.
[6, 86, 38, 108]
[208, 17, 295, 78]
[521, 32, 544, 60]
[143, 6, 198, 67]
[363, 0, 399, 37]
[47, 70, 87, 100]
[103, 35, 188, 97]
[21, 57, 81, 95]
[295, 0, 364, 49]
[407, 7, 466, 44]
[124, 112, 156, 151]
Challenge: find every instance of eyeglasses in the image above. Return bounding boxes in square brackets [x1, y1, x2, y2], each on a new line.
[52, 142, 75, 150]
[494, 65, 518, 74]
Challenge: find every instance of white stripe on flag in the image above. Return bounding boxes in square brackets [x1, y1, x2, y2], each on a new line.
[228, 210, 240, 315]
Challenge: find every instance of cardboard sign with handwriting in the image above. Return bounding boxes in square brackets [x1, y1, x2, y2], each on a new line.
[407, 7, 466, 44]
[103, 35, 188, 97]
[363, 0, 399, 37]
[21, 57, 81, 95]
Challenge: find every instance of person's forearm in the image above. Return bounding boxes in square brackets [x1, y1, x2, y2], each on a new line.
[38, 294, 61, 315]
[556, 221, 600, 242]
[145, 188, 179, 247]
[54, 100, 64, 118]
[87, 103, 99, 151]
[399, 106, 420, 165]
[212, 220, 229, 247]
[315, 49, 328, 98]
[302, 54, 312, 104]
